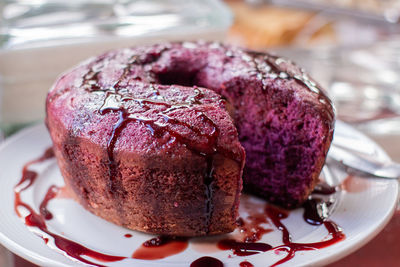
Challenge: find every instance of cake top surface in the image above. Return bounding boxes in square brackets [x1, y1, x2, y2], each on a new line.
[47, 41, 334, 162]
[46, 48, 244, 162]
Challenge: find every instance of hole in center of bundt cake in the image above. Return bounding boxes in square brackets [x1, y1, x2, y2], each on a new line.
[157, 70, 198, 87]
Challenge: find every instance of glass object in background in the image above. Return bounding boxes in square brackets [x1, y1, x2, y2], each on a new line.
[250, 0, 400, 23]
[0, 0, 232, 137]
[275, 40, 400, 136]
[0, 0, 232, 49]
[227, 0, 400, 49]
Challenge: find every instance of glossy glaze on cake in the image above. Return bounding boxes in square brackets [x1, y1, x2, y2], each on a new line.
[46, 41, 334, 236]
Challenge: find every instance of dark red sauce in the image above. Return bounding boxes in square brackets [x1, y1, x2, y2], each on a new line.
[312, 182, 337, 195]
[142, 235, 186, 247]
[303, 196, 335, 226]
[266, 205, 345, 267]
[214, 189, 344, 266]
[14, 148, 126, 267]
[235, 214, 273, 243]
[190, 256, 223, 267]
[39, 185, 60, 220]
[15, 148, 54, 197]
[218, 239, 272, 256]
[303, 182, 336, 225]
[303, 198, 325, 225]
[240, 261, 254, 267]
[15, 148, 344, 266]
[132, 236, 188, 260]
[124, 234, 132, 238]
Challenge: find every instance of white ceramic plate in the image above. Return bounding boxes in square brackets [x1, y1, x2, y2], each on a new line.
[0, 121, 398, 267]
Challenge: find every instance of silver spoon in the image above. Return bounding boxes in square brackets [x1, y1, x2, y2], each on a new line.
[328, 144, 400, 179]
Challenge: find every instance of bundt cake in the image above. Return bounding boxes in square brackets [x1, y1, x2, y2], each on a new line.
[46, 41, 334, 236]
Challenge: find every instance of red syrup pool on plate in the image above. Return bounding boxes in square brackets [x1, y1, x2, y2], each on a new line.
[213, 184, 344, 266]
[235, 213, 273, 243]
[215, 204, 344, 266]
[217, 239, 272, 256]
[240, 260, 254, 267]
[190, 256, 223, 267]
[132, 235, 188, 260]
[303, 183, 338, 225]
[14, 148, 126, 267]
[39, 185, 60, 220]
[15, 147, 344, 266]
[267, 204, 345, 267]
[312, 182, 338, 195]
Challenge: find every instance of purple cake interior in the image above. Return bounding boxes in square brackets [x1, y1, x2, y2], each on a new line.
[149, 43, 334, 207]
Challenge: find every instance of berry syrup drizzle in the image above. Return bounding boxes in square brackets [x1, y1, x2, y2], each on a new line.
[190, 256, 224, 267]
[132, 236, 188, 260]
[15, 146, 344, 267]
[239, 261, 254, 267]
[266, 204, 345, 267]
[14, 148, 126, 267]
[213, 183, 344, 267]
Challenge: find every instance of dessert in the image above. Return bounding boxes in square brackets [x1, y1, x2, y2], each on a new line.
[46, 41, 334, 236]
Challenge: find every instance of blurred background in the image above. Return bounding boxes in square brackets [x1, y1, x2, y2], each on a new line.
[1, 0, 400, 266]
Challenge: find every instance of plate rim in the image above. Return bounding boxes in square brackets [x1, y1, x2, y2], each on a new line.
[0, 122, 398, 267]
[0, 124, 72, 267]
